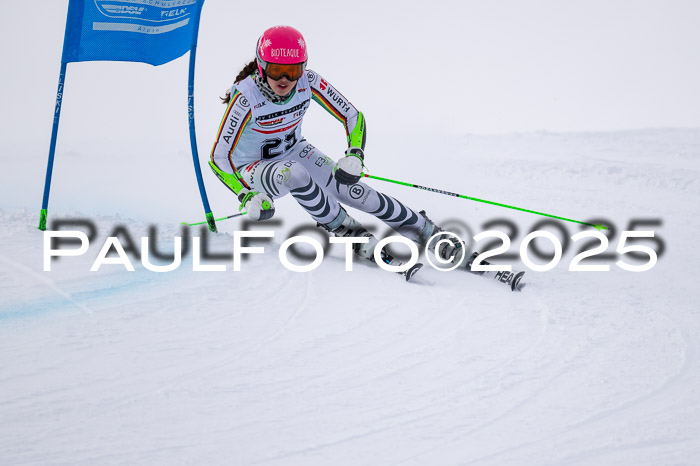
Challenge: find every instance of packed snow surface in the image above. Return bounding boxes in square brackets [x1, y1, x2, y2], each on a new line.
[2, 129, 699, 465]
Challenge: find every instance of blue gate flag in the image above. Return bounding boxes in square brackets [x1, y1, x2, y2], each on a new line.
[62, 0, 204, 66]
[39, 0, 216, 232]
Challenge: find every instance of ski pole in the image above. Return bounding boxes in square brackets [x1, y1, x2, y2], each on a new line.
[362, 173, 607, 230]
[182, 211, 246, 227]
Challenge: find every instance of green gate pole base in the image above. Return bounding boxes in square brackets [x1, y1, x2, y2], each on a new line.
[206, 212, 217, 233]
[38, 209, 48, 231]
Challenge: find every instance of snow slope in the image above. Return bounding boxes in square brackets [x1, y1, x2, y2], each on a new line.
[3, 1, 700, 463]
[2, 129, 700, 465]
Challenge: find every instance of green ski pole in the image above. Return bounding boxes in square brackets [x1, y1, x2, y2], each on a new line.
[362, 173, 607, 231]
[182, 211, 246, 227]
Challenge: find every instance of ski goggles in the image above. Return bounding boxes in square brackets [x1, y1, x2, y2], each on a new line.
[264, 62, 305, 81]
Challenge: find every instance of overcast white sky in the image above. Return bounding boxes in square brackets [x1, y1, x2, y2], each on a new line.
[1, 0, 699, 157]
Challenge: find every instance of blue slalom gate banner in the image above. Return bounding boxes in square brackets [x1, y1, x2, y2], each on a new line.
[63, 0, 202, 65]
[40, 0, 217, 232]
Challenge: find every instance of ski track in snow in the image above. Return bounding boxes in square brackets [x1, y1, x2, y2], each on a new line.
[1, 129, 700, 465]
[0, 253, 95, 317]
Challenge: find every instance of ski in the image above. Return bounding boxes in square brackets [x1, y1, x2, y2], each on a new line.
[398, 261, 424, 282]
[474, 269, 526, 291]
[378, 252, 424, 282]
[467, 252, 526, 291]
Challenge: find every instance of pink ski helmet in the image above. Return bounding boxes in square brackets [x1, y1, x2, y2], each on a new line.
[256, 26, 308, 81]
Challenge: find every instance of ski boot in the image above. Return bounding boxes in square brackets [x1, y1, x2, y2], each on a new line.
[417, 210, 472, 269]
[319, 208, 423, 280]
[417, 211, 525, 291]
[318, 208, 379, 262]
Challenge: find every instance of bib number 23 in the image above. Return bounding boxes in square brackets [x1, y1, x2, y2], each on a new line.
[261, 131, 298, 159]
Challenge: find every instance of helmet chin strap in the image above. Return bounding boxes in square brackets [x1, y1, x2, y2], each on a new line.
[255, 56, 266, 80]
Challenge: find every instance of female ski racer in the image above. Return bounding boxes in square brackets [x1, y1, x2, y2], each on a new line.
[209, 25, 467, 269]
